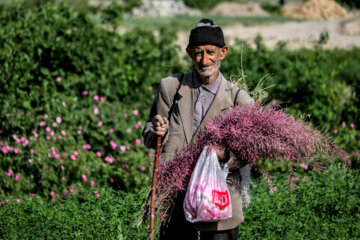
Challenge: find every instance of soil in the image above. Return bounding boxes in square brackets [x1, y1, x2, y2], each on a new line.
[283, 0, 348, 19]
[176, 2, 360, 53]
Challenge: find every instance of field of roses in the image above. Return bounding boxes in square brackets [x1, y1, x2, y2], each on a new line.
[1, 1, 360, 239]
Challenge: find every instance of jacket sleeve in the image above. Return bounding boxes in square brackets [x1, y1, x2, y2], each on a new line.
[142, 77, 178, 149]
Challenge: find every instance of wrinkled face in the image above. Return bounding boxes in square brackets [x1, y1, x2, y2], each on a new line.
[187, 45, 228, 78]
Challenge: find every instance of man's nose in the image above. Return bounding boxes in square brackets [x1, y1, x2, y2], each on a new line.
[201, 52, 210, 66]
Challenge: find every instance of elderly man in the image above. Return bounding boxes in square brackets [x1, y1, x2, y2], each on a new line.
[143, 18, 253, 240]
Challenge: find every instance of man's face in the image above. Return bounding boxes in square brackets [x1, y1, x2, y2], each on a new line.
[187, 45, 228, 78]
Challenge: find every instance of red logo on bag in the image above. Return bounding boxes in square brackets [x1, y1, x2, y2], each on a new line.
[212, 190, 230, 210]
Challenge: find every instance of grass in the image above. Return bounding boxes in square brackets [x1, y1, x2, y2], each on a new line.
[120, 15, 301, 31]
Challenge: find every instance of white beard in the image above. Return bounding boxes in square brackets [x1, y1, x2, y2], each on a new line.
[196, 61, 221, 78]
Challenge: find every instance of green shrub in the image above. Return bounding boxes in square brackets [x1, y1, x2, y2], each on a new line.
[1, 166, 358, 239]
[335, 0, 360, 8]
[222, 37, 360, 132]
[183, 0, 247, 10]
[261, 1, 282, 15]
[0, 2, 182, 201]
[239, 165, 360, 239]
[0, 187, 149, 239]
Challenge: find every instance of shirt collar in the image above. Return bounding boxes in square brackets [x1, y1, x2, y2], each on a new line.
[193, 70, 222, 94]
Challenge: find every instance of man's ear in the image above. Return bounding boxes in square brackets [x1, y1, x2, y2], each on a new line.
[220, 45, 228, 60]
[186, 47, 193, 59]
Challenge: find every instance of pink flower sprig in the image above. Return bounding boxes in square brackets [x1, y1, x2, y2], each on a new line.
[153, 104, 349, 219]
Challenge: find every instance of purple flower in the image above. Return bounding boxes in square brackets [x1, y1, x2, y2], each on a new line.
[350, 123, 355, 129]
[140, 166, 146, 171]
[152, 104, 349, 220]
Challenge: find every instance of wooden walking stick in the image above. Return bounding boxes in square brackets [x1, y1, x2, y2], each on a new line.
[150, 136, 162, 240]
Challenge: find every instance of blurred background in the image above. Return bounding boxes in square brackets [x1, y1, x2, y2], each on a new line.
[1, 0, 360, 239]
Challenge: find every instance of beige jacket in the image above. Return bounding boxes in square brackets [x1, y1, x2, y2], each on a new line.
[143, 71, 254, 231]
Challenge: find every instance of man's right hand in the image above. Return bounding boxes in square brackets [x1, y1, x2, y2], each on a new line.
[150, 115, 169, 137]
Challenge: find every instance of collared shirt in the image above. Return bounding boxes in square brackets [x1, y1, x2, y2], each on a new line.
[192, 71, 222, 135]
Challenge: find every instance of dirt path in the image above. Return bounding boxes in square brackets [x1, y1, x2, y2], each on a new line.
[176, 17, 360, 52]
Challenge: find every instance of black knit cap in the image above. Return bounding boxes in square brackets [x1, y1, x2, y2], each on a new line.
[187, 18, 226, 49]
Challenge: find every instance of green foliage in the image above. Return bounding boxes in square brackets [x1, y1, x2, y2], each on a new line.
[0, 187, 149, 239]
[222, 37, 360, 133]
[335, 0, 360, 8]
[0, 2, 182, 201]
[260, 1, 282, 15]
[183, 0, 247, 10]
[240, 166, 360, 239]
[1, 166, 359, 239]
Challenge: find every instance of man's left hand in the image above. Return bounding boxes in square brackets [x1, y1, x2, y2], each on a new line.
[215, 145, 226, 160]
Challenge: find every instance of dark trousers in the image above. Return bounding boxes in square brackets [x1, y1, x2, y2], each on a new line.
[200, 227, 239, 240]
[159, 195, 239, 240]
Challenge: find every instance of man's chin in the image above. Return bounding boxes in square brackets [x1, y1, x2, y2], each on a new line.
[196, 68, 217, 78]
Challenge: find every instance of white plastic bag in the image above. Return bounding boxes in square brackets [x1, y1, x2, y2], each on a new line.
[183, 146, 232, 223]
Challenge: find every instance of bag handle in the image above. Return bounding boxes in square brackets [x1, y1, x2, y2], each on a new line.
[233, 88, 241, 106]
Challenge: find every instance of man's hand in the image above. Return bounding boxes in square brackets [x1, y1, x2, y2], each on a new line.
[150, 115, 169, 137]
[215, 145, 226, 161]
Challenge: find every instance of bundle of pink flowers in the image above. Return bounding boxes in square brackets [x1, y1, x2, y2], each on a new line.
[154, 104, 348, 220]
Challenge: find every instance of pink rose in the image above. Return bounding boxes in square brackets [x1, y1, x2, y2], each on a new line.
[110, 140, 117, 150]
[56, 76, 61, 82]
[82, 90, 88, 96]
[96, 151, 102, 157]
[82, 174, 87, 182]
[133, 109, 139, 116]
